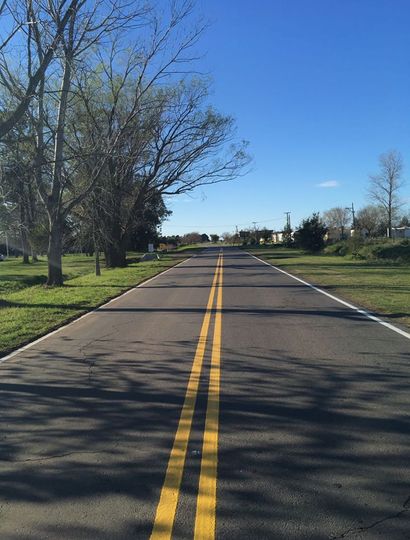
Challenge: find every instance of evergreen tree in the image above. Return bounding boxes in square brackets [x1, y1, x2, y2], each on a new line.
[294, 213, 327, 252]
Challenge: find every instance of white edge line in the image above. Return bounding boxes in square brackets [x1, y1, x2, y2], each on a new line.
[0, 255, 194, 364]
[247, 251, 410, 341]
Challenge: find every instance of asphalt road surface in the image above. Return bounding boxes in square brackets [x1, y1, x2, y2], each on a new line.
[0, 248, 409, 539]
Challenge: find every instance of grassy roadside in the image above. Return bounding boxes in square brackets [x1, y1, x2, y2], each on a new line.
[245, 246, 410, 329]
[0, 253, 188, 357]
[0, 254, 122, 295]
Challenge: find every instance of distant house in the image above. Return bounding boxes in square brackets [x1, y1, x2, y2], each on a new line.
[271, 231, 284, 244]
[392, 227, 410, 239]
[159, 243, 177, 252]
[324, 227, 357, 242]
[239, 230, 250, 240]
[270, 230, 295, 244]
[324, 227, 344, 242]
[352, 228, 370, 238]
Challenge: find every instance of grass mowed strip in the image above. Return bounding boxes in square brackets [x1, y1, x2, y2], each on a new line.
[0, 253, 187, 357]
[246, 246, 410, 329]
[0, 254, 103, 295]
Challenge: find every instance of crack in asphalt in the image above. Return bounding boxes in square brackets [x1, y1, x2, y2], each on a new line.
[78, 332, 116, 382]
[330, 495, 410, 538]
[78, 344, 95, 383]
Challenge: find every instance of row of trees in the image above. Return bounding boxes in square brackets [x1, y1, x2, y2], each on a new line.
[323, 150, 408, 238]
[295, 151, 408, 251]
[238, 149, 407, 249]
[158, 232, 228, 245]
[0, 0, 249, 284]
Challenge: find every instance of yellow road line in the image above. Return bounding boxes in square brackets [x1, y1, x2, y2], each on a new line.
[150, 254, 222, 540]
[194, 252, 223, 540]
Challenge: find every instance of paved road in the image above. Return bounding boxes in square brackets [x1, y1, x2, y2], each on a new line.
[0, 248, 409, 539]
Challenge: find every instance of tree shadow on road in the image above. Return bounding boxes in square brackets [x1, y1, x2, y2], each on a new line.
[0, 289, 409, 538]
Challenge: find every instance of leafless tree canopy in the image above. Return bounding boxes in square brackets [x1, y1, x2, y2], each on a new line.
[368, 150, 405, 237]
[0, 0, 85, 139]
[355, 205, 385, 237]
[322, 207, 351, 235]
[0, 0, 250, 283]
[69, 70, 249, 267]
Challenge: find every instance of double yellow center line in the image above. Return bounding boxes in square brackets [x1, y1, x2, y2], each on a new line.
[150, 251, 224, 540]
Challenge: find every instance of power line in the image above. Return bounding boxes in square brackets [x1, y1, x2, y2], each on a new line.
[163, 216, 285, 230]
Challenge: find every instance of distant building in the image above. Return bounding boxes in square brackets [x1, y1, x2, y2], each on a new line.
[239, 230, 250, 240]
[391, 226, 410, 239]
[324, 227, 344, 242]
[271, 231, 284, 244]
[159, 243, 177, 251]
[324, 227, 357, 242]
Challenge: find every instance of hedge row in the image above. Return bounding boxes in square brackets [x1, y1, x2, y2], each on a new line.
[323, 239, 410, 262]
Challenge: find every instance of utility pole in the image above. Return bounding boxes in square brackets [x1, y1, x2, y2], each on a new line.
[345, 203, 355, 228]
[252, 221, 258, 244]
[283, 212, 292, 245]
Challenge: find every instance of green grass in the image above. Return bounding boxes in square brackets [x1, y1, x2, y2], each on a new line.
[246, 245, 410, 329]
[0, 254, 108, 295]
[173, 244, 211, 252]
[0, 253, 187, 357]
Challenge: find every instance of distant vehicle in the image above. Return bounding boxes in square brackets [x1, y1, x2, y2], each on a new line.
[0, 254, 4, 261]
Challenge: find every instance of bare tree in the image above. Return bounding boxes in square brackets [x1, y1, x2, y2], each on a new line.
[322, 207, 351, 239]
[0, 0, 81, 139]
[397, 213, 410, 227]
[0, 118, 43, 262]
[221, 232, 234, 244]
[1, 0, 249, 282]
[28, 0, 149, 284]
[355, 205, 385, 237]
[368, 150, 405, 238]
[72, 57, 249, 267]
[181, 232, 202, 244]
[0, 182, 19, 255]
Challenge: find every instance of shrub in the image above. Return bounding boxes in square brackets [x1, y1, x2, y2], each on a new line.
[346, 235, 364, 255]
[294, 213, 327, 252]
[324, 241, 348, 256]
[353, 240, 410, 262]
[372, 243, 410, 261]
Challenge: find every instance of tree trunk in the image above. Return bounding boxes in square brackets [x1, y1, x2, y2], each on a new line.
[44, 21, 73, 287]
[104, 242, 127, 268]
[95, 250, 101, 276]
[94, 234, 101, 276]
[31, 246, 39, 262]
[104, 220, 127, 268]
[47, 219, 63, 286]
[21, 229, 30, 264]
[20, 206, 30, 264]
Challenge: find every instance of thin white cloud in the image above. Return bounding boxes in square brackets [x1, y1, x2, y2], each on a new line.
[316, 180, 340, 188]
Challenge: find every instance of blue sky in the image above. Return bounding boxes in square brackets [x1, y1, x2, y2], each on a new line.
[162, 0, 410, 236]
